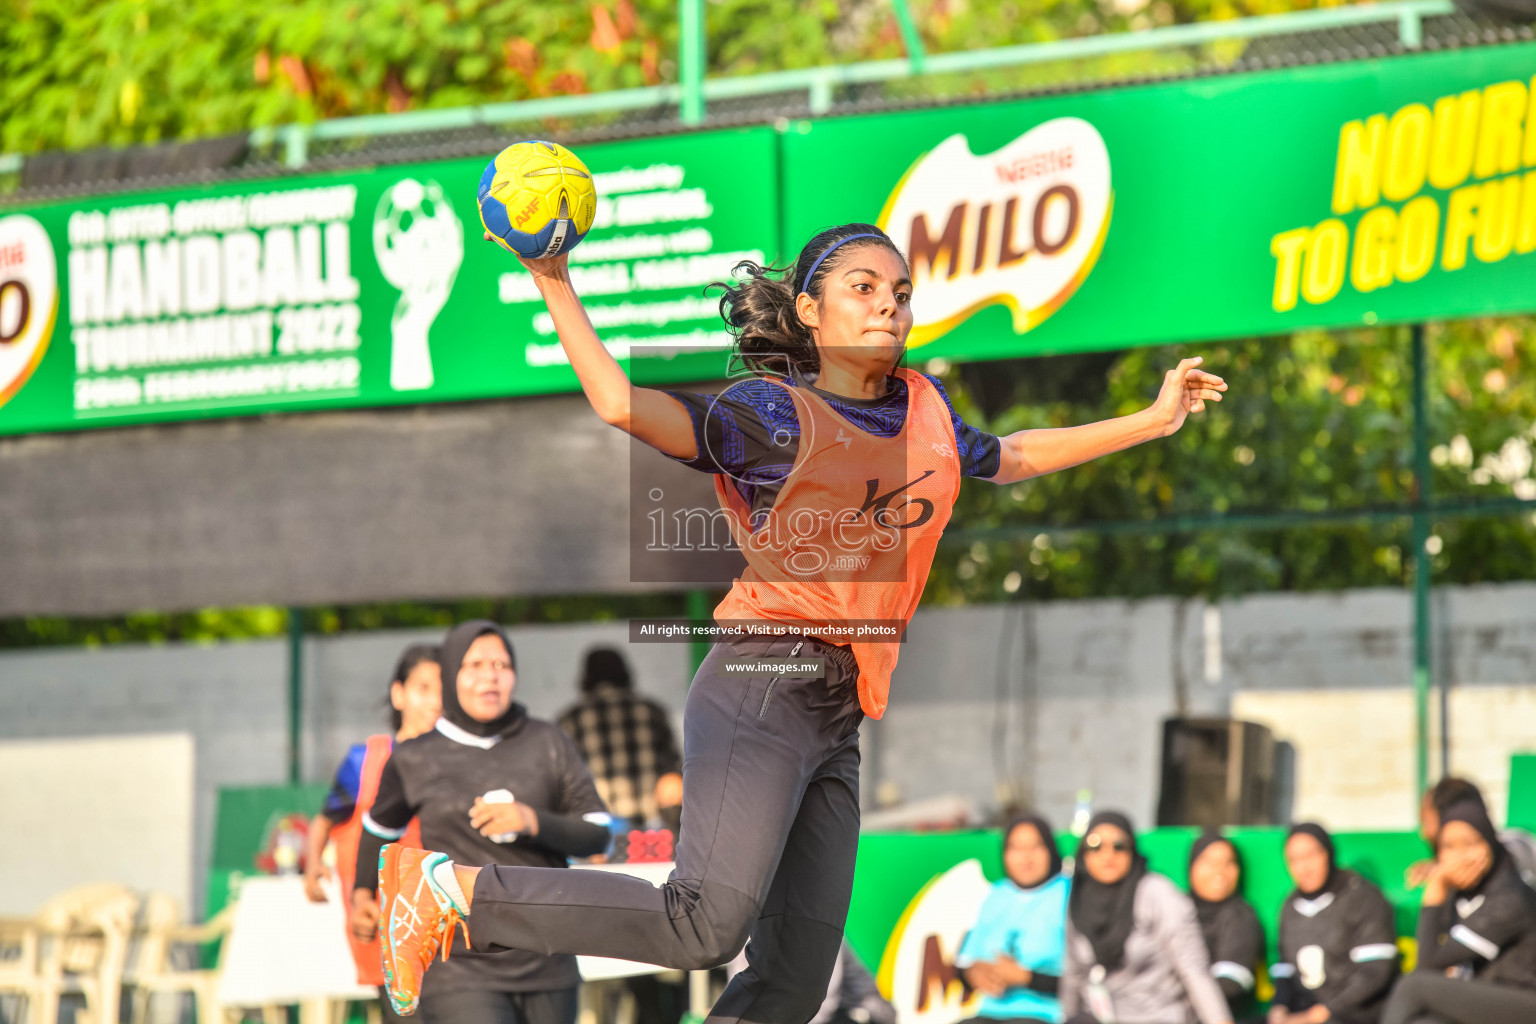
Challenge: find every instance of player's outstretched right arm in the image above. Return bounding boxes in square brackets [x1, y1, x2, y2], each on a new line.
[512, 246, 699, 461]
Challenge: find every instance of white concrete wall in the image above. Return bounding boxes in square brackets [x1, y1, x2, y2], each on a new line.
[866, 582, 1536, 832]
[1234, 684, 1536, 830]
[0, 733, 194, 916]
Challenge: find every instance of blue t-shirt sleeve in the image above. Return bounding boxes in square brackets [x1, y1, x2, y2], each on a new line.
[662, 379, 798, 477]
[661, 381, 801, 521]
[921, 373, 1001, 479]
[321, 743, 368, 823]
[956, 882, 1011, 967]
[1033, 878, 1070, 973]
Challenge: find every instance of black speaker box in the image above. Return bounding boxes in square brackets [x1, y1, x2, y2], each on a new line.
[1156, 717, 1276, 828]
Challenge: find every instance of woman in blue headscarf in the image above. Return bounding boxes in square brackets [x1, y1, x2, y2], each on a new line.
[957, 814, 1071, 1024]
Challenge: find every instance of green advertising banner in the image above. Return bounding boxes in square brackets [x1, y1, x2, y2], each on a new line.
[4, 47, 1536, 436]
[782, 43, 1536, 362]
[0, 127, 778, 436]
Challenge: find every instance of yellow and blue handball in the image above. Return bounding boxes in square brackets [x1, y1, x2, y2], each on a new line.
[478, 141, 597, 259]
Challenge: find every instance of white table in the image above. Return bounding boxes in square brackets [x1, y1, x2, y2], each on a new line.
[218, 876, 375, 1024]
[215, 864, 705, 1022]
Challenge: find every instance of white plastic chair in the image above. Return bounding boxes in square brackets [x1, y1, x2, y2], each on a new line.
[0, 884, 139, 1024]
[125, 893, 236, 1024]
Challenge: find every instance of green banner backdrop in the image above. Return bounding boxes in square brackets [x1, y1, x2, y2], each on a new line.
[3, 45, 1535, 437]
[782, 42, 1536, 364]
[0, 127, 778, 436]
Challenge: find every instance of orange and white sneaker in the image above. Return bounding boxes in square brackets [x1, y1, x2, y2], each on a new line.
[378, 845, 471, 1016]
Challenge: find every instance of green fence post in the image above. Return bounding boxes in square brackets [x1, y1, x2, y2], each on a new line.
[282, 125, 310, 170]
[686, 589, 711, 678]
[288, 607, 305, 785]
[1410, 323, 1434, 803]
[889, 0, 928, 73]
[679, 0, 706, 126]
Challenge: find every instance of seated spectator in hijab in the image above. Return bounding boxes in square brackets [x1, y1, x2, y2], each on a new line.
[1188, 832, 1264, 1021]
[1408, 777, 1536, 888]
[956, 814, 1070, 1024]
[1061, 811, 1232, 1024]
[1381, 800, 1536, 1024]
[557, 647, 682, 830]
[1269, 824, 1398, 1024]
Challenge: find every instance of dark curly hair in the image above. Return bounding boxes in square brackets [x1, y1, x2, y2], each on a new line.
[388, 643, 441, 732]
[710, 223, 909, 378]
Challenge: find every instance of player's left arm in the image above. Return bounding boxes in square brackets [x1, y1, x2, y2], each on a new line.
[515, 730, 614, 858]
[985, 357, 1226, 486]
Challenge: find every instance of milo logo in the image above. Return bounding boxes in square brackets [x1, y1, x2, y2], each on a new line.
[0, 215, 58, 409]
[878, 117, 1113, 346]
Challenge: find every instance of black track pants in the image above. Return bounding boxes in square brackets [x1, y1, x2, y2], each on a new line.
[466, 635, 865, 1024]
[1381, 971, 1536, 1024]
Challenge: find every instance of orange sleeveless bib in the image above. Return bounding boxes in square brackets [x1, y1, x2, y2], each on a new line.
[712, 367, 961, 719]
[330, 734, 421, 986]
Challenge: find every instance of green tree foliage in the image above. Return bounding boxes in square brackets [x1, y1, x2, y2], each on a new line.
[0, 0, 1331, 154]
[0, 0, 680, 153]
[924, 318, 1536, 604]
[0, 593, 691, 648]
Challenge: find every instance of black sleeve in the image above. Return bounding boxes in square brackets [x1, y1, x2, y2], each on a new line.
[1324, 884, 1399, 1016]
[1273, 911, 1301, 1010]
[1209, 901, 1263, 999]
[649, 700, 682, 776]
[530, 810, 611, 858]
[526, 729, 611, 859]
[661, 388, 778, 476]
[354, 757, 414, 896]
[1026, 971, 1060, 996]
[319, 744, 368, 823]
[321, 781, 357, 824]
[356, 829, 387, 897]
[556, 707, 577, 742]
[1415, 883, 1535, 972]
[922, 373, 1001, 479]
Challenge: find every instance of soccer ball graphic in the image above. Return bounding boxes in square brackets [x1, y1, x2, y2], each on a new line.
[372, 178, 463, 392]
[478, 141, 597, 258]
[374, 178, 463, 287]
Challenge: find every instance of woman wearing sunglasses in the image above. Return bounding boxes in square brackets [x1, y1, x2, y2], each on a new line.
[1062, 812, 1232, 1024]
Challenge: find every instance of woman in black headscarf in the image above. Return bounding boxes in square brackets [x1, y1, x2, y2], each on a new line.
[1380, 800, 1536, 1024]
[1188, 832, 1264, 1021]
[1269, 823, 1398, 1024]
[352, 621, 613, 1024]
[1061, 811, 1232, 1024]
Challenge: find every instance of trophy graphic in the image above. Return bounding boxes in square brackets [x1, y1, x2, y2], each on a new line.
[372, 178, 463, 391]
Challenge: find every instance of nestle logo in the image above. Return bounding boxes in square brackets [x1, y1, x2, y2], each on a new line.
[994, 146, 1074, 183]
